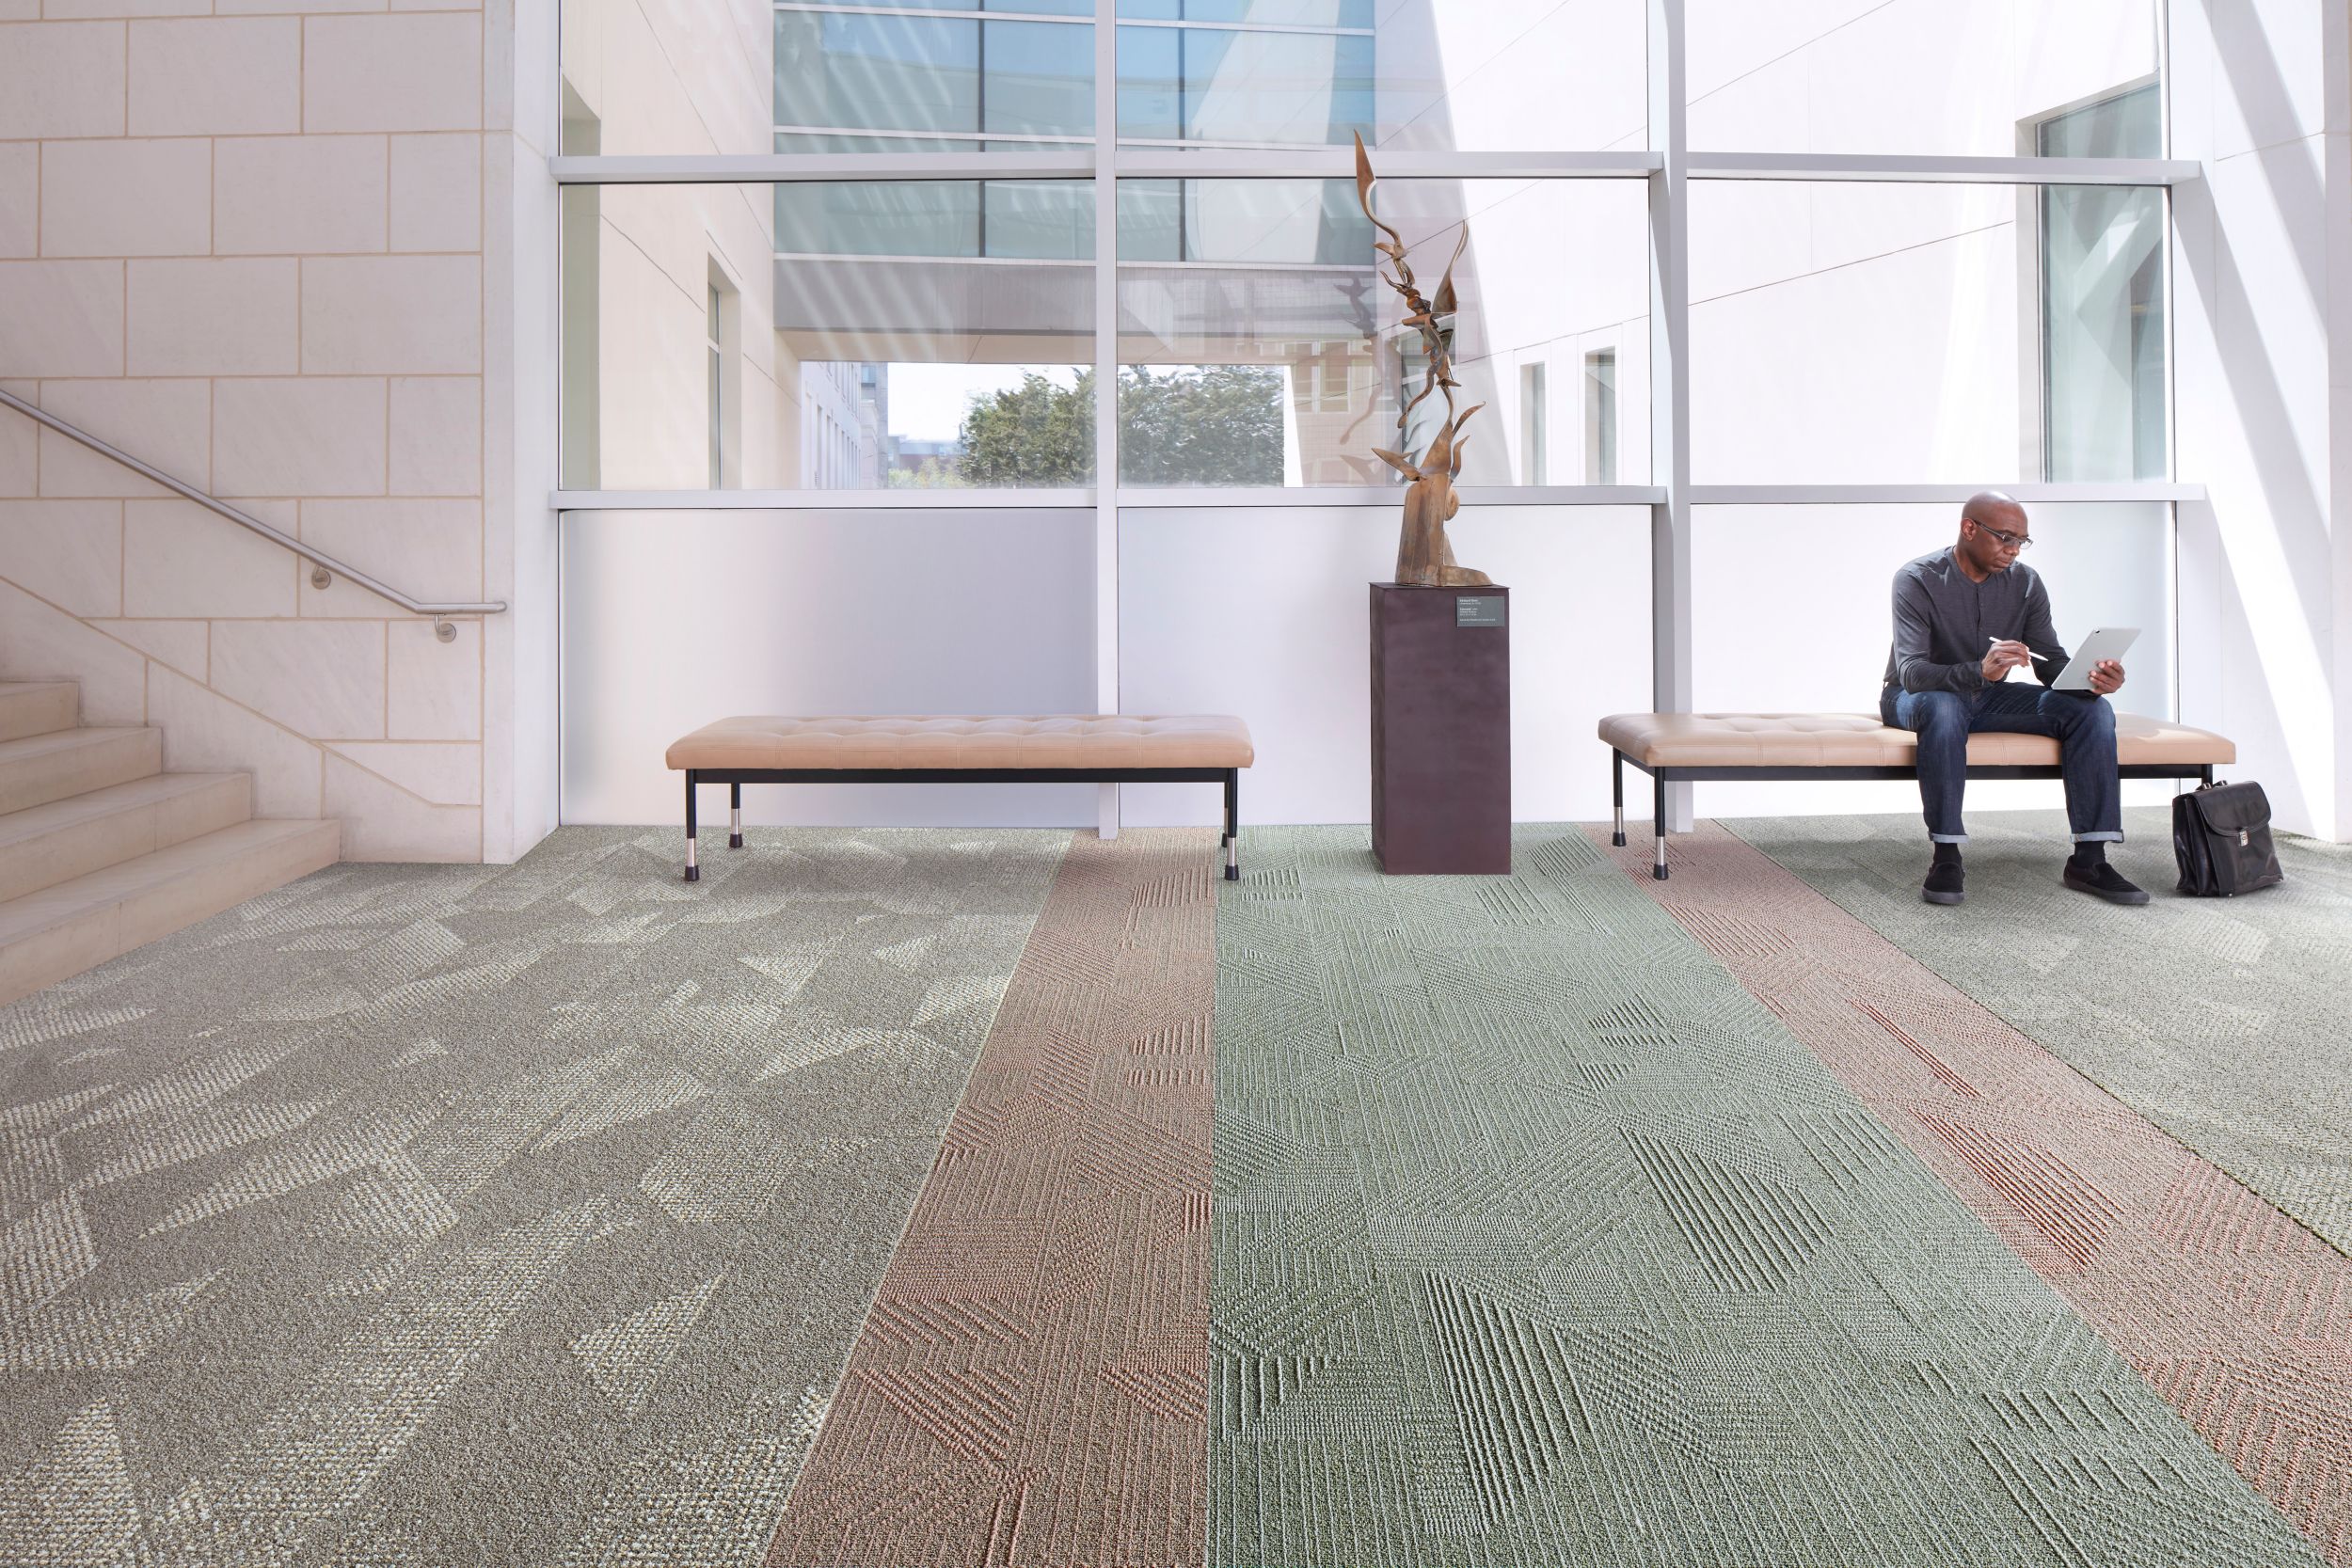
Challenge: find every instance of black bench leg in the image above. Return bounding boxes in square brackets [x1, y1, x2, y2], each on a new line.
[728, 781, 744, 848]
[1223, 770, 1240, 880]
[684, 769, 700, 882]
[1612, 750, 1628, 847]
[1653, 772, 1669, 880]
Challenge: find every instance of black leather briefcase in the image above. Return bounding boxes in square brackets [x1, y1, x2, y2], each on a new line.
[2172, 780, 2284, 896]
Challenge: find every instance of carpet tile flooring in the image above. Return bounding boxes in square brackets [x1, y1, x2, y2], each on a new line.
[1, 817, 2344, 1566]
[1603, 821, 2352, 1565]
[1728, 807, 2352, 1257]
[0, 827, 1064, 1568]
[769, 830, 1216, 1568]
[1211, 825, 2323, 1567]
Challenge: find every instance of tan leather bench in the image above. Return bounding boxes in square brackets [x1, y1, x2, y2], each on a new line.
[666, 715, 1256, 881]
[1598, 711, 2234, 879]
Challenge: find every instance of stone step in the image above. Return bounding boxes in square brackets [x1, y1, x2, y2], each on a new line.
[0, 682, 79, 744]
[0, 727, 163, 816]
[0, 772, 253, 905]
[0, 817, 342, 1006]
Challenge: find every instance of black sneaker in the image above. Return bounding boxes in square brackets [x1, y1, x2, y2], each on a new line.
[2063, 860, 2150, 905]
[1921, 859, 1964, 905]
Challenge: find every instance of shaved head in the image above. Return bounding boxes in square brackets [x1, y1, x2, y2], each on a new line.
[1954, 489, 2030, 578]
[1962, 490, 2026, 531]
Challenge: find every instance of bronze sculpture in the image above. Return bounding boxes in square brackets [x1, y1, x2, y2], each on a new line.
[1355, 133, 1491, 589]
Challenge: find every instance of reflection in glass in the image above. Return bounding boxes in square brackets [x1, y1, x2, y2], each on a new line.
[1520, 363, 1547, 484]
[775, 181, 1093, 260]
[773, 7, 1091, 150]
[2039, 84, 2165, 480]
[1118, 178, 1647, 485]
[1691, 177, 2162, 485]
[564, 184, 1092, 490]
[1583, 349, 1614, 484]
[1115, 2, 1642, 151]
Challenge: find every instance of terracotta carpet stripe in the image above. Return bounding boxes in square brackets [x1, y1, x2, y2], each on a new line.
[767, 831, 1216, 1568]
[1597, 822, 2352, 1565]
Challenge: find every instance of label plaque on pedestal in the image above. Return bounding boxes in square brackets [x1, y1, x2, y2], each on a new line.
[1370, 581, 1510, 875]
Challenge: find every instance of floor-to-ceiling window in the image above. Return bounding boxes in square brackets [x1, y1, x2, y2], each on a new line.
[552, 1, 2191, 831]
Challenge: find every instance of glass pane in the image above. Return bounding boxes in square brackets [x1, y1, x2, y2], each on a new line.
[1117, 178, 1649, 486]
[564, 184, 1093, 491]
[1690, 181, 2164, 484]
[2036, 79, 2160, 158]
[771, 7, 1091, 151]
[1690, 502, 2176, 818]
[1114, 1, 1644, 151]
[2042, 184, 2165, 479]
[1685, 1, 2159, 158]
[563, 508, 1097, 826]
[2041, 86, 2165, 480]
[1120, 506, 1652, 826]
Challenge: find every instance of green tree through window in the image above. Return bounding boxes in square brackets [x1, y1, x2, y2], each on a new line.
[941, 366, 1285, 486]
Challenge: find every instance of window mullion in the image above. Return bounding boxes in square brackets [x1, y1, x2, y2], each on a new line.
[1093, 0, 1120, 833]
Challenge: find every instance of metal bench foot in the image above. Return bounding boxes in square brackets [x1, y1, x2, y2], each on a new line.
[728, 784, 743, 848]
[1652, 772, 1668, 879]
[1223, 769, 1241, 879]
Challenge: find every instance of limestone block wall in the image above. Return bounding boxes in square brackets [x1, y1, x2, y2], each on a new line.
[0, 3, 494, 860]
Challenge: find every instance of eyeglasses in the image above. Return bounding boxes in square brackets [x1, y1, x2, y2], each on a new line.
[1972, 523, 2032, 552]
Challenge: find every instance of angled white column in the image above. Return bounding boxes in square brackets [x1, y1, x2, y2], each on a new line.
[1648, 0, 1693, 833]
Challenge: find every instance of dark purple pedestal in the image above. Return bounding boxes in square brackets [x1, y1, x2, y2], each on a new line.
[1370, 581, 1511, 875]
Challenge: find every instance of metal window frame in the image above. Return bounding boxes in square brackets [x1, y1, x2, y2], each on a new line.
[548, 3, 2198, 835]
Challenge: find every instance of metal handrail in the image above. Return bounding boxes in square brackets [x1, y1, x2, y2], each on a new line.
[0, 388, 507, 626]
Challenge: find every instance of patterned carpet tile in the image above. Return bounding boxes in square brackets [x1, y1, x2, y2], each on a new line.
[1725, 806, 2352, 1256]
[1601, 820, 2352, 1565]
[767, 830, 1217, 1568]
[0, 826, 1066, 1568]
[1212, 824, 2324, 1568]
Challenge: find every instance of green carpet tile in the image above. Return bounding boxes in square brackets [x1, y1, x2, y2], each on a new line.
[1211, 824, 2324, 1568]
[1729, 806, 2352, 1258]
[0, 826, 1065, 1568]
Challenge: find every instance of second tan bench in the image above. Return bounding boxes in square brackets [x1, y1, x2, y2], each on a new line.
[1598, 711, 2235, 879]
[666, 715, 1255, 882]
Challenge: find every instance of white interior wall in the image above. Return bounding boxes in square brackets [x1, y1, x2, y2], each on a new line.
[2168, 0, 2350, 843]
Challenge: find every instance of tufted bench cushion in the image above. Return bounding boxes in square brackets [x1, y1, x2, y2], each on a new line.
[667, 714, 1255, 772]
[1597, 711, 2234, 770]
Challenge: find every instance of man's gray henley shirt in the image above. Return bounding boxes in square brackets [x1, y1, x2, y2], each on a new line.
[1882, 546, 2072, 697]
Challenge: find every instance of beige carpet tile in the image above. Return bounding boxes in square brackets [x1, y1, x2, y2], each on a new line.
[767, 829, 1217, 1568]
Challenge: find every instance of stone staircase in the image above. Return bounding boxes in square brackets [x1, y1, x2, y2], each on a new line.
[0, 680, 341, 1006]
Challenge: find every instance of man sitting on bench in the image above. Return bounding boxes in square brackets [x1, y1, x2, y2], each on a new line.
[1882, 490, 2149, 909]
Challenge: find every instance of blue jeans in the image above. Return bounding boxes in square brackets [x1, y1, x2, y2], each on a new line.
[1880, 683, 2123, 846]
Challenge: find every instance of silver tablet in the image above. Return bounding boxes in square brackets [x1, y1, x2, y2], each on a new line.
[2052, 626, 2139, 690]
